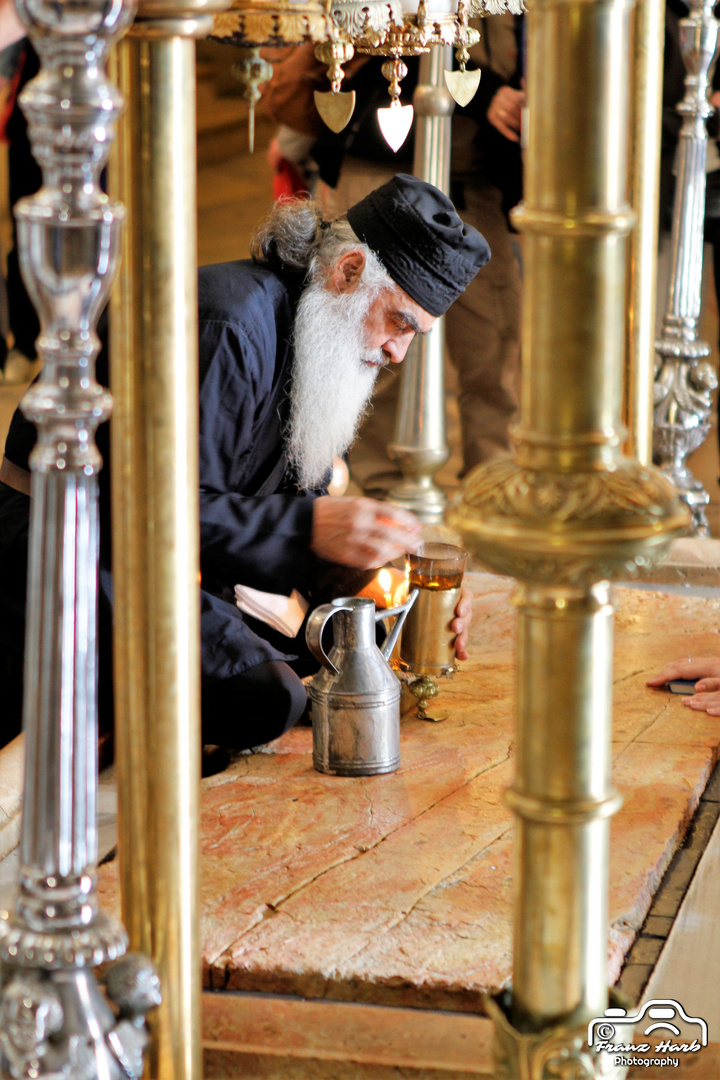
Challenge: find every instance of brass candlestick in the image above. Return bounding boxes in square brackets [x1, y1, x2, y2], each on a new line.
[109, 0, 233, 1063]
[447, 0, 689, 1068]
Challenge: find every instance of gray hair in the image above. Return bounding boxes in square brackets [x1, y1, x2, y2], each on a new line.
[251, 199, 392, 290]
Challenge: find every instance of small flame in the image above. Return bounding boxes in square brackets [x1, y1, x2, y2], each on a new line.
[379, 568, 393, 610]
[393, 579, 409, 607]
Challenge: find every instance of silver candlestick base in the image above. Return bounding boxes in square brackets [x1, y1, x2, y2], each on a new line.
[0, 944, 161, 1080]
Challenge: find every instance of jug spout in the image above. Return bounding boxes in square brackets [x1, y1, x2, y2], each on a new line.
[379, 589, 419, 660]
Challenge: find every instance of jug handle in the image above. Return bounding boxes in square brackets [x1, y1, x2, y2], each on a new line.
[305, 603, 353, 675]
[377, 588, 419, 661]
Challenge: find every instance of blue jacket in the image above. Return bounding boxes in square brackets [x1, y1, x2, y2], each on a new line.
[0, 259, 351, 741]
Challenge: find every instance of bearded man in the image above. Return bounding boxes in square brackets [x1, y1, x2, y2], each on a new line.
[0, 174, 490, 752]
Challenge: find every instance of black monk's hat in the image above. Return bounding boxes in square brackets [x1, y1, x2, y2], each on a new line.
[346, 173, 491, 318]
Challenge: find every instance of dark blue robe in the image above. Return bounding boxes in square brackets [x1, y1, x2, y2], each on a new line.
[0, 259, 356, 745]
[196, 260, 316, 682]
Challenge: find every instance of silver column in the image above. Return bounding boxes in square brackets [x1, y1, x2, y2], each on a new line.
[0, 0, 160, 1074]
[387, 45, 453, 522]
[653, 0, 720, 536]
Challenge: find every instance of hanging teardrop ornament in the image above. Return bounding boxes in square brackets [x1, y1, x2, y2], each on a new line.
[313, 41, 357, 133]
[444, 0, 481, 107]
[377, 56, 414, 151]
[232, 47, 274, 153]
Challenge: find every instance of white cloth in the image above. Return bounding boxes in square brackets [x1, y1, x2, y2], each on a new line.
[234, 584, 309, 638]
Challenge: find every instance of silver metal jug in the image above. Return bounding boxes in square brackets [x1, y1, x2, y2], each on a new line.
[306, 592, 418, 776]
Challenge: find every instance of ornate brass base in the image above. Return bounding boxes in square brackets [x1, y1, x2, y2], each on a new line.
[449, 456, 689, 588]
[486, 989, 631, 1080]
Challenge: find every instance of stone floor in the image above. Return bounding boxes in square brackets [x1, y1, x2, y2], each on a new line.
[95, 573, 720, 1021]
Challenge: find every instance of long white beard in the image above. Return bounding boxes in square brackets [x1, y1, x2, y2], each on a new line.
[287, 278, 386, 490]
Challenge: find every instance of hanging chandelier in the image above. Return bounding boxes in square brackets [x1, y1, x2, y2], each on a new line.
[343, 0, 526, 149]
[210, 0, 525, 148]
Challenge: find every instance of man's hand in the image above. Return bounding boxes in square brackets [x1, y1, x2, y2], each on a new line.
[311, 496, 421, 569]
[487, 86, 525, 143]
[452, 585, 473, 661]
[647, 656, 720, 716]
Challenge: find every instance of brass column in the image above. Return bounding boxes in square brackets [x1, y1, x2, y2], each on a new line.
[624, 0, 665, 464]
[109, 4, 227, 1075]
[448, 0, 688, 1072]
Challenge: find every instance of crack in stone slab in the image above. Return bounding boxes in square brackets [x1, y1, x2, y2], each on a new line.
[625, 700, 671, 745]
[362, 785, 376, 832]
[331, 836, 515, 970]
[204, 806, 256, 851]
[207, 748, 515, 970]
[613, 666, 648, 686]
[611, 700, 672, 761]
[231, 817, 514, 981]
[368, 824, 515, 939]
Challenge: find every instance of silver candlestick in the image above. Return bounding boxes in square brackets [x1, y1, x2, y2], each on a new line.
[386, 44, 453, 522]
[653, 0, 720, 536]
[0, 0, 161, 1074]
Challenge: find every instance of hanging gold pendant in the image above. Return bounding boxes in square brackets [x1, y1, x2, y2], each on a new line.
[313, 89, 357, 133]
[313, 41, 357, 132]
[444, 66, 481, 107]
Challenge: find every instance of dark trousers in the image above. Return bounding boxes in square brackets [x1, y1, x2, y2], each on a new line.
[201, 660, 308, 751]
[1, 651, 309, 755]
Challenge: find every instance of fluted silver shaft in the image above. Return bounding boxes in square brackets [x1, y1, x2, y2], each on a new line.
[0, 0, 161, 1073]
[13, 4, 127, 939]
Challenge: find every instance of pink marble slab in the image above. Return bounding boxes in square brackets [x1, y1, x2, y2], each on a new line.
[99, 573, 720, 1011]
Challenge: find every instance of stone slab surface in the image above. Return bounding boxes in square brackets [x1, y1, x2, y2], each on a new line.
[99, 573, 720, 1012]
